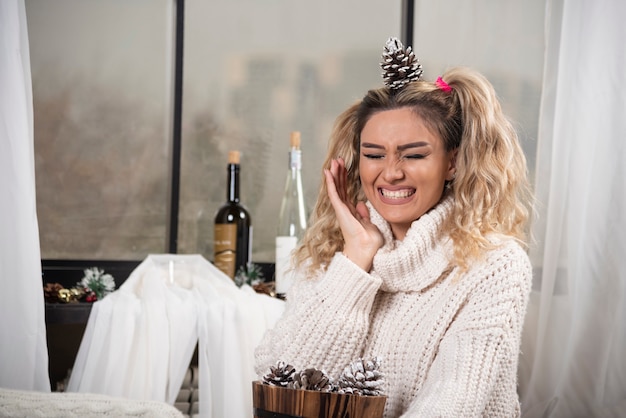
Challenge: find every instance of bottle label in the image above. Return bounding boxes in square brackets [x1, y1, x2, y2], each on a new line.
[214, 224, 237, 279]
[275, 236, 298, 296]
[290, 149, 302, 170]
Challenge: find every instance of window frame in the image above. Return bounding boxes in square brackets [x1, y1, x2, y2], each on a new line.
[41, 0, 416, 285]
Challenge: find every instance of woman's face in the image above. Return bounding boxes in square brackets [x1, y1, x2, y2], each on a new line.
[359, 107, 456, 240]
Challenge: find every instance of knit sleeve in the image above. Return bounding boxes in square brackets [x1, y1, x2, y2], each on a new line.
[254, 253, 382, 379]
[403, 244, 531, 417]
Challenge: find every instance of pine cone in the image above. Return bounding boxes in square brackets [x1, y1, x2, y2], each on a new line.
[336, 357, 385, 396]
[380, 37, 423, 90]
[262, 361, 296, 387]
[288, 368, 334, 392]
[43, 283, 64, 303]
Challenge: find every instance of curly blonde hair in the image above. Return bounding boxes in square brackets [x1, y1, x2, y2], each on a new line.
[294, 67, 531, 273]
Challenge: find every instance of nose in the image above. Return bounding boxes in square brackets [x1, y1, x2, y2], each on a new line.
[382, 156, 404, 182]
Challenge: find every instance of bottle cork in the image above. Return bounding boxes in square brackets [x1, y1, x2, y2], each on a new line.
[228, 150, 240, 164]
[290, 131, 301, 149]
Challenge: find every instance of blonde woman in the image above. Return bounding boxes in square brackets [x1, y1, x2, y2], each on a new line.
[255, 38, 533, 418]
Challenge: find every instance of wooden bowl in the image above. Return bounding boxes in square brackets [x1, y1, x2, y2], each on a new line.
[252, 380, 386, 418]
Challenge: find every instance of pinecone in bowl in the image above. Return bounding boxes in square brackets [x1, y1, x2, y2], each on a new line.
[336, 357, 385, 396]
[288, 368, 334, 392]
[262, 361, 296, 387]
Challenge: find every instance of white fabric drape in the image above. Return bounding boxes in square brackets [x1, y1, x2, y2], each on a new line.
[0, 0, 50, 392]
[519, 1, 626, 417]
[67, 254, 284, 418]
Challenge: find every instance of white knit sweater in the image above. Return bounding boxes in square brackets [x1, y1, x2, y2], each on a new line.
[255, 197, 532, 417]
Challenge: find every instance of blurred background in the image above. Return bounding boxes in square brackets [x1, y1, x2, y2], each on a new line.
[26, 0, 544, 264]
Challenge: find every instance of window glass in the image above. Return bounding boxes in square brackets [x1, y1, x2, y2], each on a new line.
[26, 0, 173, 259]
[413, 0, 544, 179]
[28, 0, 542, 264]
[179, 1, 403, 262]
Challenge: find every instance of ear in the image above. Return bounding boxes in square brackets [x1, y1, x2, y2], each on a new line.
[446, 148, 458, 181]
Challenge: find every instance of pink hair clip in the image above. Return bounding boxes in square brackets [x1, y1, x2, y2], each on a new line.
[436, 76, 452, 93]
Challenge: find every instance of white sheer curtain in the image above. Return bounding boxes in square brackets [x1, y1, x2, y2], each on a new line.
[67, 255, 284, 418]
[0, 0, 50, 391]
[519, 1, 626, 417]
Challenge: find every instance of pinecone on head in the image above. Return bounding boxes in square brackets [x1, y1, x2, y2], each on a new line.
[337, 357, 385, 396]
[263, 361, 296, 387]
[288, 368, 334, 392]
[380, 37, 423, 90]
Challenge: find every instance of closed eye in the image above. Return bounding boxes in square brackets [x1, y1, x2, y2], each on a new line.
[404, 154, 426, 159]
[363, 153, 385, 159]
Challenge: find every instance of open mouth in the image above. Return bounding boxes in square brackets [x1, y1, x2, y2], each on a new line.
[379, 188, 415, 199]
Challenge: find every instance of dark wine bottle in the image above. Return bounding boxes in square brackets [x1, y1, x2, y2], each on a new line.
[214, 150, 252, 280]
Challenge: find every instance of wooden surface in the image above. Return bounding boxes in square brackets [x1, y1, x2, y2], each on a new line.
[252, 381, 386, 418]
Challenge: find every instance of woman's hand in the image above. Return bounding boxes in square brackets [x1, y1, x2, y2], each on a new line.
[324, 157, 384, 272]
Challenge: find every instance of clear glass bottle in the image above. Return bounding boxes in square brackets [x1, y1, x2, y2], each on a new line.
[214, 150, 252, 280]
[275, 132, 307, 299]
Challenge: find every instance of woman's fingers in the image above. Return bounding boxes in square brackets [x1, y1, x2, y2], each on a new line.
[323, 161, 342, 207]
[327, 158, 346, 204]
[324, 158, 383, 272]
[325, 158, 353, 213]
[336, 157, 348, 203]
[324, 158, 374, 236]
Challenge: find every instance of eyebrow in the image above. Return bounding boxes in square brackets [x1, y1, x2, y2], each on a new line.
[361, 141, 430, 151]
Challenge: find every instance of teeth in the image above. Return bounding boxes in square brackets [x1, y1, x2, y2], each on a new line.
[380, 189, 414, 199]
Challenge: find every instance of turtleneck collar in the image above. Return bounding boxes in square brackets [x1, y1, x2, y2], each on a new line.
[366, 195, 455, 292]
